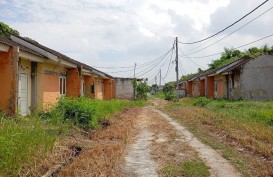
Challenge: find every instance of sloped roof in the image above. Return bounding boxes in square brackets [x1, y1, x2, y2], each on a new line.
[5, 34, 113, 78]
[0, 37, 45, 57]
[182, 56, 253, 82]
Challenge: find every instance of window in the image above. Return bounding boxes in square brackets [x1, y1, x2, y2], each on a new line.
[91, 83, 95, 94]
[60, 76, 66, 96]
[81, 79, 85, 96]
[214, 81, 218, 92]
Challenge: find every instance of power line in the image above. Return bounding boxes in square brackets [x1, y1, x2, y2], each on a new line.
[136, 46, 175, 77]
[179, 48, 205, 69]
[181, 6, 273, 56]
[182, 33, 273, 59]
[178, 0, 269, 44]
[94, 43, 175, 69]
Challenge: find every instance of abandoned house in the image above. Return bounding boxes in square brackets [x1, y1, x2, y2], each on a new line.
[0, 34, 115, 116]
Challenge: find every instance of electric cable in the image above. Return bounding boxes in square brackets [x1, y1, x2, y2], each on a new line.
[181, 33, 273, 59]
[181, 6, 273, 56]
[178, 0, 269, 44]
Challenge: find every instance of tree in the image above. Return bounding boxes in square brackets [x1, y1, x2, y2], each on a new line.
[132, 79, 149, 100]
[163, 83, 175, 100]
[0, 22, 20, 37]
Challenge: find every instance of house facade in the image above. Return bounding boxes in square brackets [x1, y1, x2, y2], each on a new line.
[180, 54, 273, 101]
[0, 35, 115, 115]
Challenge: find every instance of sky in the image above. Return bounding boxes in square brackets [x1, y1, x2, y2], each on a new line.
[1, 0, 273, 85]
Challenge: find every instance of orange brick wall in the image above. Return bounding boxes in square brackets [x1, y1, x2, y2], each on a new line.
[84, 75, 95, 98]
[207, 76, 214, 98]
[67, 68, 81, 97]
[200, 79, 205, 96]
[192, 81, 199, 97]
[0, 47, 19, 115]
[214, 75, 224, 98]
[104, 79, 114, 100]
[187, 81, 193, 96]
[43, 74, 59, 109]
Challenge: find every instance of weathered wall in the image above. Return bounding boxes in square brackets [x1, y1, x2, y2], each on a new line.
[187, 81, 193, 96]
[114, 78, 134, 100]
[84, 75, 95, 98]
[66, 68, 81, 97]
[200, 79, 205, 97]
[206, 76, 214, 98]
[192, 80, 199, 97]
[104, 79, 114, 100]
[0, 47, 19, 115]
[240, 55, 273, 100]
[41, 63, 67, 110]
[214, 74, 224, 98]
[95, 78, 104, 100]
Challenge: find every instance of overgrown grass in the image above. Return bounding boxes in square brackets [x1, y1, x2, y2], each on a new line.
[162, 160, 210, 177]
[0, 113, 69, 176]
[54, 97, 146, 129]
[173, 97, 273, 126]
[165, 97, 273, 176]
[0, 98, 145, 176]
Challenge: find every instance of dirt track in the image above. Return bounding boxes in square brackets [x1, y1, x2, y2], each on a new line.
[124, 104, 241, 177]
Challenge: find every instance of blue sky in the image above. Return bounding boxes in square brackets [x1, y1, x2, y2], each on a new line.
[1, 0, 273, 85]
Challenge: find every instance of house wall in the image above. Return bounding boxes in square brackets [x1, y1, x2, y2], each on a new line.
[104, 79, 114, 100]
[214, 74, 224, 98]
[228, 70, 241, 100]
[206, 76, 214, 98]
[41, 63, 67, 110]
[200, 79, 205, 97]
[115, 78, 134, 100]
[0, 47, 19, 115]
[95, 77, 104, 100]
[67, 68, 81, 97]
[187, 81, 193, 96]
[240, 55, 273, 100]
[192, 80, 199, 97]
[84, 75, 95, 98]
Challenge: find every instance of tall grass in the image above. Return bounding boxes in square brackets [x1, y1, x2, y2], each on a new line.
[0, 114, 63, 176]
[55, 97, 146, 129]
[0, 98, 145, 176]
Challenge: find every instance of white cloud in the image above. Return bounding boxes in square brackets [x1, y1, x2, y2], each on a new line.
[1, 0, 272, 85]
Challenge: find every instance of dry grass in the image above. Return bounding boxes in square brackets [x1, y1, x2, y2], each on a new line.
[159, 99, 273, 177]
[57, 107, 141, 177]
[147, 108, 210, 177]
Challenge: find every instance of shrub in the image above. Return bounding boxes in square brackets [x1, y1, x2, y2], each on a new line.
[163, 83, 176, 100]
[193, 97, 211, 107]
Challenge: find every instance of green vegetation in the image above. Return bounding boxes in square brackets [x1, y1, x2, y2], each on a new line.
[0, 113, 69, 176]
[0, 21, 20, 37]
[163, 83, 176, 100]
[165, 98, 273, 176]
[174, 97, 273, 126]
[0, 98, 145, 176]
[162, 160, 210, 177]
[132, 79, 149, 100]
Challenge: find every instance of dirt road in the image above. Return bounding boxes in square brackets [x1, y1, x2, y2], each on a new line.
[124, 106, 241, 177]
[52, 105, 241, 177]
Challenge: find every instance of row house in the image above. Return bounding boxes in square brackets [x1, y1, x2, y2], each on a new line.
[0, 35, 115, 116]
[180, 54, 273, 100]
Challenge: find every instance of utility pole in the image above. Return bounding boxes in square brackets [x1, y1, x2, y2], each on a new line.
[159, 69, 161, 89]
[133, 63, 136, 100]
[175, 37, 179, 102]
[155, 76, 157, 92]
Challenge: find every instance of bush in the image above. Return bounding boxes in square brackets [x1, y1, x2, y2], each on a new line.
[163, 83, 176, 100]
[193, 97, 211, 107]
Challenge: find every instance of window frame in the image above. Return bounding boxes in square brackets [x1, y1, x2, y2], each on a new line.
[59, 76, 66, 96]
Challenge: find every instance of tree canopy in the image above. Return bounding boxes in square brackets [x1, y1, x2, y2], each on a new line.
[0, 22, 20, 37]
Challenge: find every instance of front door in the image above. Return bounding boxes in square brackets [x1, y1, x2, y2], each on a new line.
[19, 73, 28, 116]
